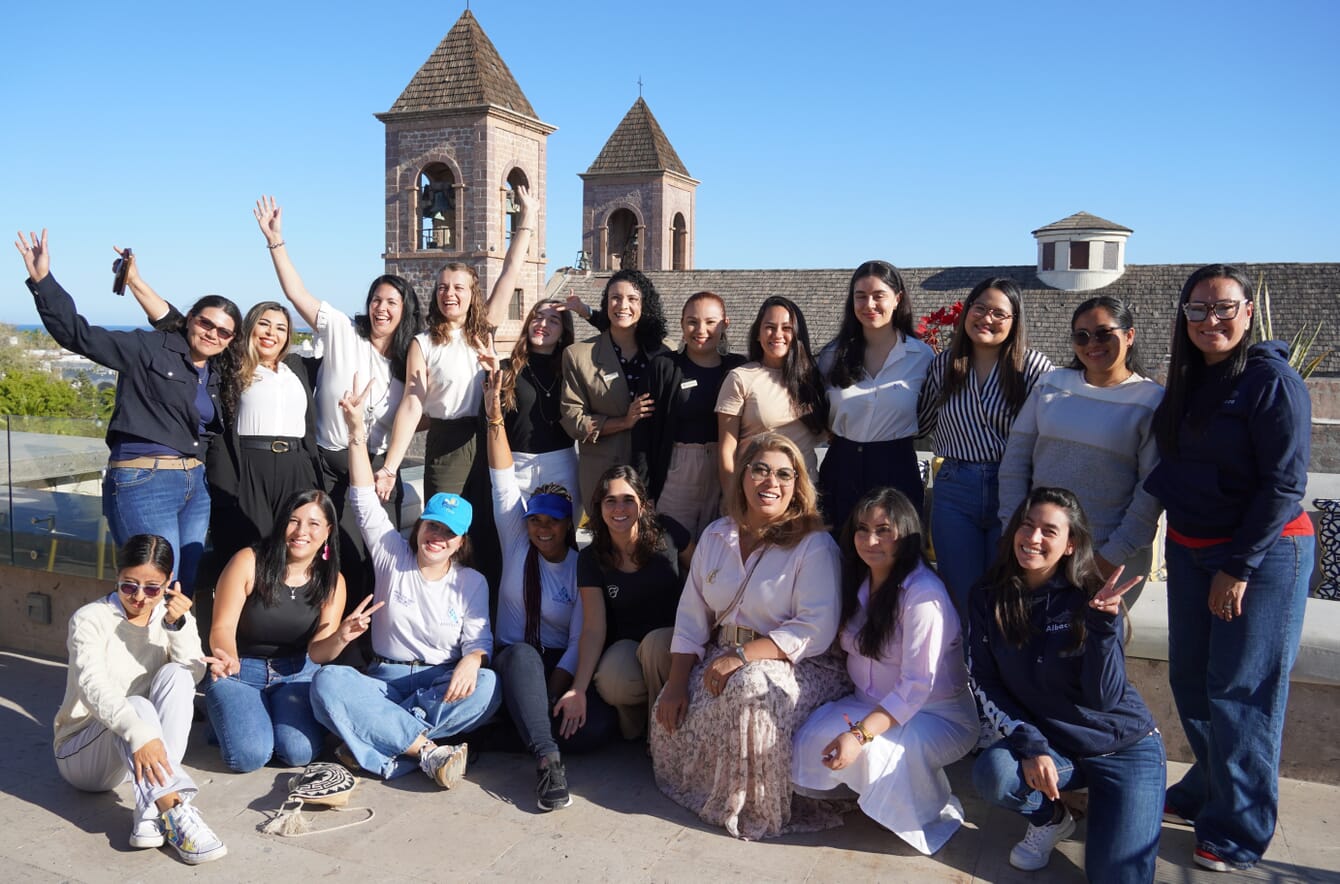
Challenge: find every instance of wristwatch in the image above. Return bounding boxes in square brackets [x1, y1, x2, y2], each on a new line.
[734, 645, 749, 665]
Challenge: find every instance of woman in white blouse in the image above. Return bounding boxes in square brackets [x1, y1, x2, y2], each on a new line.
[792, 487, 977, 855]
[651, 432, 849, 840]
[818, 261, 933, 531]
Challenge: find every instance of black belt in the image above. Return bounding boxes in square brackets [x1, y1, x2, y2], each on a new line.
[239, 436, 304, 453]
[371, 654, 430, 666]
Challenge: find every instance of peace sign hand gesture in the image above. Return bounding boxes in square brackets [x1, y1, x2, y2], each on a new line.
[338, 595, 385, 643]
[1088, 564, 1142, 617]
[201, 647, 240, 682]
[338, 372, 375, 440]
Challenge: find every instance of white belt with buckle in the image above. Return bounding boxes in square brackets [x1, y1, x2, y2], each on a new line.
[718, 624, 759, 647]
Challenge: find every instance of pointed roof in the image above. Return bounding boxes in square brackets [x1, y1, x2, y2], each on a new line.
[1032, 211, 1132, 236]
[384, 10, 537, 118]
[584, 98, 691, 177]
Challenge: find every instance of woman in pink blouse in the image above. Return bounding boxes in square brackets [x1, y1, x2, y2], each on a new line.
[651, 432, 849, 840]
[792, 487, 977, 854]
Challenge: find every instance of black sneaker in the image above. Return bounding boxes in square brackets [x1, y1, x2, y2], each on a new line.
[537, 760, 573, 811]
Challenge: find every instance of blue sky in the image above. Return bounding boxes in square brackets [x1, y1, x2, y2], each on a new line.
[4, 0, 1337, 326]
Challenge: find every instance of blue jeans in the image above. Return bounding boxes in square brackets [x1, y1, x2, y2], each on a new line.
[930, 459, 1001, 617]
[102, 462, 210, 596]
[310, 660, 501, 780]
[973, 731, 1166, 884]
[1164, 534, 1314, 867]
[203, 654, 324, 772]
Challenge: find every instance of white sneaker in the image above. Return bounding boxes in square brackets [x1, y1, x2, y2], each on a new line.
[419, 742, 468, 789]
[161, 800, 227, 865]
[1009, 808, 1076, 871]
[129, 812, 164, 849]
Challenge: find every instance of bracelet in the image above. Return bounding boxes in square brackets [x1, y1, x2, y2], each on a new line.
[487, 416, 505, 427]
[848, 719, 874, 745]
[734, 645, 749, 665]
[267, 240, 285, 250]
[348, 433, 367, 447]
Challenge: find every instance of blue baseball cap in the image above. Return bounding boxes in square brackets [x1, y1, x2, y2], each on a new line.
[526, 492, 573, 521]
[420, 492, 472, 536]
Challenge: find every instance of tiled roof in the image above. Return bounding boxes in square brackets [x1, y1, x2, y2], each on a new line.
[1032, 212, 1133, 235]
[557, 263, 1339, 375]
[584, 98, 690, 177]
[385, 10, 537, 118]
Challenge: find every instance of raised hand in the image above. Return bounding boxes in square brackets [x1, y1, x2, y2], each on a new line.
[563, 291, 590, 318]
[1088, 564, 1142, 616]
[14, 229, 49, 282]
[513, 184, 534, 224]
[162, 582, 193, 625]
[111, 246, 141, 287]
[338, 372, 375, 437]
[254, 195, 284, 246]
[483, 368, 504, 422]
[337, 595, 385, 643]
[201, 647, 240, 682]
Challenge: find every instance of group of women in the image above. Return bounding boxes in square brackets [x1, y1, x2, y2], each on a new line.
[18, 210, 1312, 878]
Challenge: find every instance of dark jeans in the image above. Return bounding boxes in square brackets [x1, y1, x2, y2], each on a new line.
[493, 643, 616, 760]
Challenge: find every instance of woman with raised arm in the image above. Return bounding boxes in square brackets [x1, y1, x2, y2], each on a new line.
[254, 196, 423, 602]
[644, 291, 746, 537]
[1145, 265, 1314, 873]
[483, 367, 614, 812]
[652, 432, 847, 840]
[307, 377, 501, 787]
[560, 269, 669, 514]
[202, 489, 359, 773]
[970, 488, 1162, 883]
[53, 534, 225, 865]
[792, 487, 977, 855]
[715, 296, 827, 497]
[818, 261, 933, 530]
[17, 231, 241, 596]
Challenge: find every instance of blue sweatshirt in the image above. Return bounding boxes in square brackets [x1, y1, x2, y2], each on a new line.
[969, 575, 1155, 761]
[1143, 341, 1311, 581]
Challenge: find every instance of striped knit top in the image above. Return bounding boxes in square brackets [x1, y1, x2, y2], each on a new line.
[917, 348, 1054, 463]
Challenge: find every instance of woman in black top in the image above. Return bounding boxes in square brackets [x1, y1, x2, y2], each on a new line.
[556, 466, 690, 740]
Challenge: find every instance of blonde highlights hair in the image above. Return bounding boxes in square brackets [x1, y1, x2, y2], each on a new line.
[725, 432, 823, 548]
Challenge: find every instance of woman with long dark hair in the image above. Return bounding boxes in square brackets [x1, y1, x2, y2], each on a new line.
[715, 296, 827, 493]
[17, 231, 241, 596]
[971, 487, 1163, 882]
[918, 277, 1053, 613]
[203, 489, 361, 772]
[792, 487, 977, 855]
[998, 295, 1163, 604]
[1144, 264, 1314, 872]
[818, 261, 932, 529]
[560, 268, 669, 511]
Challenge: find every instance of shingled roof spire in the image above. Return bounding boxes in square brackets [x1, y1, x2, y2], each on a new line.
[585, 97, 690, 177]
[383, 9, 538, 118]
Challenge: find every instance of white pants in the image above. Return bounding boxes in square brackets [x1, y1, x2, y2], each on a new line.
[654, 442, 721, 539]
[55, 662, 198, 820]
[511, 447, 579, 501]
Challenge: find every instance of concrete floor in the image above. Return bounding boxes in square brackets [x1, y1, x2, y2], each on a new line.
[2, 649, 1337, 883]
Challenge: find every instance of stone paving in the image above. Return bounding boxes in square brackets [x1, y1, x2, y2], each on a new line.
[2, 649, 1336, 883]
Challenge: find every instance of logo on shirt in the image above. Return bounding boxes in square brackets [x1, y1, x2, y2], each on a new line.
[606, 584, 620, 599]
[1046, 621, 1069, 634]
[551, 584, 576, 605]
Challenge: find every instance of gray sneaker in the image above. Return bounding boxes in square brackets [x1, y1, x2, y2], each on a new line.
[160, 800, 227, 865]
[129, 811, 164, 849]
[419, 742, 468, 789]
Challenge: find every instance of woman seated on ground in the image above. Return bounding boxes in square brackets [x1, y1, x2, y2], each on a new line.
[792, 487, 977, 855]
[53, 535, 225, 865]
[558, 466, 690, 743]
[484, 367, 615, 812]
[203, 490, 357, 772]
[652, 432, 848, 840]
[970, 487, 1163, 883]
[308, 376, 502, 788]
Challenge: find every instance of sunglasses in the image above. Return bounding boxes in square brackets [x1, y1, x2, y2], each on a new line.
[117, 580, 165, 598]
[748, 462, 797, 484]
[1069, 326, 1127, 347]
[194, 315, 236, 341]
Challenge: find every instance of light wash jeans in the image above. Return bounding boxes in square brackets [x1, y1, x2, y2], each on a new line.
[204, 654, 324, 772]
[310, 660, 500, 779]
[102, 461, 210, 597]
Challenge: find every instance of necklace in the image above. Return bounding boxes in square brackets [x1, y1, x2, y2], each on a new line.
[524, 361, 559, 399]
[524, 361, 560, 425]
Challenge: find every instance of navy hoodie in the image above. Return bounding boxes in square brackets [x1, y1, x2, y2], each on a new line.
[1143, 341, 1311, 581]
[969, 575, 1155, 760]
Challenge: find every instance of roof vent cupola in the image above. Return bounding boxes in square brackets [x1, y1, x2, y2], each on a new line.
[1032, 212, 1132, 291]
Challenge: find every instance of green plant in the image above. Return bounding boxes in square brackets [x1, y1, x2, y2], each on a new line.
[1251, 276, 1330, 378]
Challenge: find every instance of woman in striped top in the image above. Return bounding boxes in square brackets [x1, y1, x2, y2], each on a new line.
[917, 278, 1052, 614]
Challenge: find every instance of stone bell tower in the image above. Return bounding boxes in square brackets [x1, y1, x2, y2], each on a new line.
[376, 10, 555, 339]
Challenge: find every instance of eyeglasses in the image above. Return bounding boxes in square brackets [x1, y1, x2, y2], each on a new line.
[968, 304, 1013, 323]
[1070, 326, 1127, 346]
[117, 580, 165, 598]
[1183, 300, 1245, 322]
[194, 315, 236, 341]
[748, 462, 797, 484]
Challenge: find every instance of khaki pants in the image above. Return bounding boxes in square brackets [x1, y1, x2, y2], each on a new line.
[592, 627, 674, 739]
[655, 442, 721, 538]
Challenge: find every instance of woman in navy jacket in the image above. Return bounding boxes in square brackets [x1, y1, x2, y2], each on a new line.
[17, 231, 241, 596]
[970, 486, 1163, 883]
[1145, 264, 1314, 873]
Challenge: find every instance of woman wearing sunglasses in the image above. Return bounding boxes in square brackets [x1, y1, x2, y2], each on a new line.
[1145, 265, 1314, 872]
[16, 231, 242, 597]
[53, 534, 227, 864]
[998, 296, 1163, 605]
[652, 432, 847, 840]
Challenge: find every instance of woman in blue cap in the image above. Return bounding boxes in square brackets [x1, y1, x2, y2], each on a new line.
[308, 376, 501, 788]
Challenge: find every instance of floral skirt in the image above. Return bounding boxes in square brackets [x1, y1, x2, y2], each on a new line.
[651, 643, 852, 840]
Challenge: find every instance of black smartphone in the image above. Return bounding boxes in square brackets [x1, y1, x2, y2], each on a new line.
[112, 248, 132, 296]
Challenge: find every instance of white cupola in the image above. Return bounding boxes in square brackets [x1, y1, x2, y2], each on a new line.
[1032, 212, 1132, 291]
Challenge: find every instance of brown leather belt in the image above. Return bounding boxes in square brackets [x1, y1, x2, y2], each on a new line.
[717, 624, 760, 647]
[108, 456, 202, 470]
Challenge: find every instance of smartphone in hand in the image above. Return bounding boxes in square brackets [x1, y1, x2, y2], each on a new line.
[112, 248, 132, 295]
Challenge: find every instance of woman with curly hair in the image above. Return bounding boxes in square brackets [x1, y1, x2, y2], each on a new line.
[560, 268, 669, 511]
[652, 432, 848, 840]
